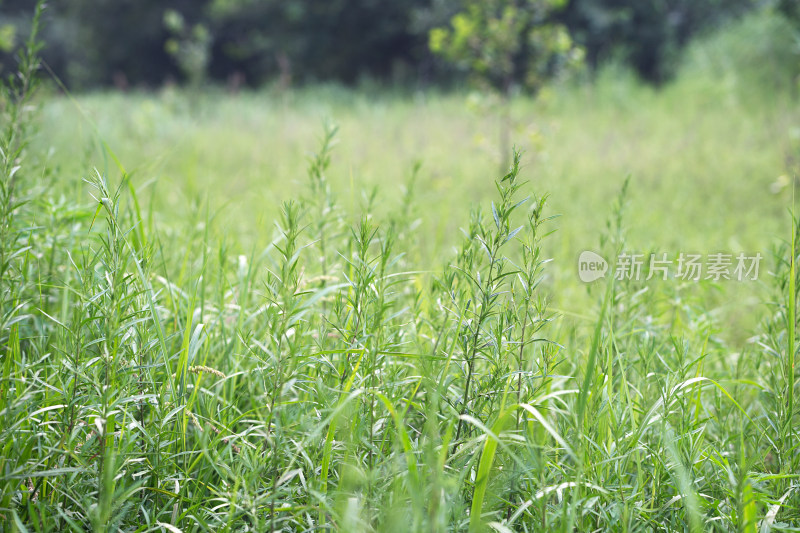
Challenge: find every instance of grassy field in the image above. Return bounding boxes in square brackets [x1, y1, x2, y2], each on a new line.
[37, 56, 798, 340]
[3, 10, 800, 532]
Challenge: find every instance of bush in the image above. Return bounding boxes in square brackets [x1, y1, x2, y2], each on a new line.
[560, 0, 757, 83]
[680, 9, 800, 98]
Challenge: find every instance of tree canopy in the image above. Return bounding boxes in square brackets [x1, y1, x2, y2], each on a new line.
[0, 0, 766, 89]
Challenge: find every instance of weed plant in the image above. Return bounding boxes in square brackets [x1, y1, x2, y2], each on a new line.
[2, 6, 800, 532]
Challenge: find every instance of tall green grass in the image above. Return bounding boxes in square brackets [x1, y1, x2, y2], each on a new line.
[3, 5, 800, 532]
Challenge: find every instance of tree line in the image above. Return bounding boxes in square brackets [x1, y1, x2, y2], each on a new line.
[0, 0, 785, 90]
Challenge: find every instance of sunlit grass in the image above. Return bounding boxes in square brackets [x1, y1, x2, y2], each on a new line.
[3, 8, 800, 531]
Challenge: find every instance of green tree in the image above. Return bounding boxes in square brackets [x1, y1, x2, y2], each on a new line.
[207, 0, 428, 86]
[560, 0, 757, 83]
[163, 8, 212, 88]
[429, 0, 582, 167]
[778, 0, 800, 24]
[777, 0, 800, 96]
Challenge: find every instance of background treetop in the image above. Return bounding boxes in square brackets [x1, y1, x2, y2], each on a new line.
[0, 0, 782, 90]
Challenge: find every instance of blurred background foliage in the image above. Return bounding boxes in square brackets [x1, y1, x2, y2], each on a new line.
[0, 0, 796, 91]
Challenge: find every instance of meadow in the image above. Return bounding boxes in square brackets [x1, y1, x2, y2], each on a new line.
[2, 9, 800, 532]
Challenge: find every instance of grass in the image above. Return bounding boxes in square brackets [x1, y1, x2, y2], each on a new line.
[35, 55, 797, 342]
[3, 7, 800, 532]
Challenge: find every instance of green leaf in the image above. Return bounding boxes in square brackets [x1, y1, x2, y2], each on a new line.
[469, 411, 511, 532]
[0, 24, 15, 53]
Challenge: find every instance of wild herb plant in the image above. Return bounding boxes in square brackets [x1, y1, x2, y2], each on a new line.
[0, 0, 44, 376]
[4, 3, 800, 531]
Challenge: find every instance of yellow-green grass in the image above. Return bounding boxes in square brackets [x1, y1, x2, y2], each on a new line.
[35, 58, 798, 343]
